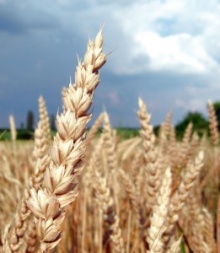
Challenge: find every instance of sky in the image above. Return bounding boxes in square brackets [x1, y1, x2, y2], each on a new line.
[1, 0, 220, 128]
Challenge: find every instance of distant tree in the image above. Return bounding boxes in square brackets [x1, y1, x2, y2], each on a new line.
[213, 101, 220, 131]
[175, 111, 208, 138]
[26, 110, 34, 131]
[50, 114, 56, 131]
[153, 125, 160, 137]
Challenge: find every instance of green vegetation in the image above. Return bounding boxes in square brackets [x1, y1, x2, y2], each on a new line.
[0, 129, 34, 141]
[116, 127, 139, 139]
[1, 100, 220, 141]
[213, 101, 220, 131]
[175, 111, 208, 139]
[26, 110, 35, 131]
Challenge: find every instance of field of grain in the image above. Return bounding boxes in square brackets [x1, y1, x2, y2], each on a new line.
[0, 29, 219, 253]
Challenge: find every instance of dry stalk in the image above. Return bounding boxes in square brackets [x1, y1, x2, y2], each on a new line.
[93, 170, 125, 253]
[86, 112, 104, 149]
[121, 137, 141, 162]
[217, 195, 220, 253]
[118, 168, 140, 216]
[130, 150, 143, 189]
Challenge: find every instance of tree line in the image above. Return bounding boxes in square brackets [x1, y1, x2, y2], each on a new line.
[12, 101, 220, 140]
[25, 110, 56, 131]
[174, 101, 220, 139]
[153, 101, 220, 139]
[5, 110, 57, 140]
[1, 101, 220, 140]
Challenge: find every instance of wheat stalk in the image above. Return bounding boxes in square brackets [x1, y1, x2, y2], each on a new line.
[93, 170, 125, 253]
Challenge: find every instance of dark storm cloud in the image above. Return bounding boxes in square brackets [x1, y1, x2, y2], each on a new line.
[0, 1, 61, 35]
[0, 8, 26, 34]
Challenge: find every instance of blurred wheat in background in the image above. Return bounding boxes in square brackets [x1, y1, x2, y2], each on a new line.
[0, 29, 220, 253]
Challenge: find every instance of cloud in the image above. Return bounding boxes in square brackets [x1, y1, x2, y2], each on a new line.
[0, 1, 61, 35]
[110, 0, 220, 75]
[1, 0, 220, 75]
[1, 0, 220, 128]
[174, 79, 220, 120]
[133, 31, 217, 74]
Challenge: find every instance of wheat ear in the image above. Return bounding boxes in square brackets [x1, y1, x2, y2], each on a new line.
[147, 167, 172, 253]
[38, 96, 52, 145]
[26, 29, 106, 252]
[163, 151, 204, 249]
[9, 115, 17, 142]
[103, 112, 118, 173]
[166, 237, 182, 253]
[159, 112, 172, 154]
[31, 121, 51, 190]
[208, 101, 219, 146]
[168, 125, 179, 170]
[102, 112, 120, 215]
[5, 119, 51, 252]
[179, 191, 213, 253]
[137, 98, 161, 211]
[178, 122, 193, 168]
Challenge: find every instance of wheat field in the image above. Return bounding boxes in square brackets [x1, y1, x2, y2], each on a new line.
[0, 29, 219, 253]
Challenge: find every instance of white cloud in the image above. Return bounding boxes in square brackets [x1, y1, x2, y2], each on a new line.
[134, 31, 217, 74]
[110, 0, 220, 75]
[2, 0, 220, 76]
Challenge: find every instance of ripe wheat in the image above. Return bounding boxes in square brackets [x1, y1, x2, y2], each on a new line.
[0, 29, 219, 253]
